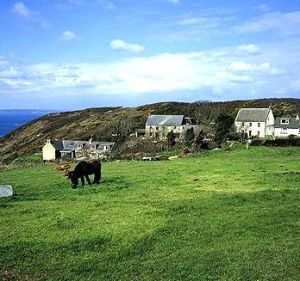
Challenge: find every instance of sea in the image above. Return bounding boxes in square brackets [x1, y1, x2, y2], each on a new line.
[0, 110, 52, 137]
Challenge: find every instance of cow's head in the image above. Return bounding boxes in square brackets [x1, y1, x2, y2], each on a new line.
[66, 170, 78, 189]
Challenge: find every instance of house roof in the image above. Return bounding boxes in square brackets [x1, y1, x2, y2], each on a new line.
[52, 140, 64, 151]
[146, 115, 184, 126]
[274, 117, 300, 129]
[235, 108, 270, 122]
[50, 140, 114, 152]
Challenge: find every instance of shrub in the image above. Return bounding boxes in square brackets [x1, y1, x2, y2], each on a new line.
[167, 131, 176, 148]
[251, 138, 300, 147]
[214, 114, 235, 144]
[184, 128, 195, 148]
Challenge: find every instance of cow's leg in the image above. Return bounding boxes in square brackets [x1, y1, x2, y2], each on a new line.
[81, 176, 85, 186]
[94, 171, 101, 184]
[85, 175, 91, 185]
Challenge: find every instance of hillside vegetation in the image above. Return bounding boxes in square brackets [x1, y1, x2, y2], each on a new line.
[0, 147, 299, 280]
[0, 98, 299, 161]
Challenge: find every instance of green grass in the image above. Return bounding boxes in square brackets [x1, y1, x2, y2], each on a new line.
[0, 147, 299, 281]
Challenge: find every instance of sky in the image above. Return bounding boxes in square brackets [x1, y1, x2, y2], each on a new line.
[0, 0, 300, 109]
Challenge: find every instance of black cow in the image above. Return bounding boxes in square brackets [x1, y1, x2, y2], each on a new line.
[67, 160, 101, 189]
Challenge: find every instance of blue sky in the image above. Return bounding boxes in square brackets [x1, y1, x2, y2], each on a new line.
[0, 0, 300, 109]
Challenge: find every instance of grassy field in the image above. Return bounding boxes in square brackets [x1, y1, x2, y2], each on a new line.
[0, 147, 299, 281]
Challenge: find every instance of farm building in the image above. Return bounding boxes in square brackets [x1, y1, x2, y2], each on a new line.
[42, 139, 114, 161]
[145, 115, 200, 139]
[235, 108, 275, 138]
[274, 116, 300, 137]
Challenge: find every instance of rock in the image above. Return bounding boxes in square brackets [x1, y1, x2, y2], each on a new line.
[0, 185, 13, 198]
[142, 156, 152, 161]
[168, 155, 179, 160]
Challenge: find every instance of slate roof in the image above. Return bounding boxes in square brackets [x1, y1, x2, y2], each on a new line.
[235, 108, 270, 122]
[146, 115, 184, 126]
[52, 140, 64, 151]
[274, 117, 300, 129]
[51, 140, 114, 152]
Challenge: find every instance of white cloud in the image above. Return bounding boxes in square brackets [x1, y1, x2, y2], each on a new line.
[1, 41, 298, 102]
[229, 61, 270, 72]
[235, 11, 300, 35]
[237, 44, 261, 54]
[110, 39, 144, 53]
[61, 31, 78, 41]
[11, 2, 34, 20]
[11, 1, 49, 28]
[256, 3, 271, 13]
[176, 16, 220, 29]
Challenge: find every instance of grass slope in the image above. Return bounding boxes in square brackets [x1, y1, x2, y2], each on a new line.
[0, 147, 299, 281]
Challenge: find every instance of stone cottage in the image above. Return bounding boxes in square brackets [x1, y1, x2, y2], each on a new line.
[145, 115, 200, 139]
[42, 139, 114, 161]
[235, 108, 275, 138]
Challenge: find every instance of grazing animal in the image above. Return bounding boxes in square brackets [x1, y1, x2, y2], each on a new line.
[67, 160, 101, 189]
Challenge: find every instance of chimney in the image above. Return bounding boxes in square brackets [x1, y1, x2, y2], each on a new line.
[296, 115, 299, 120]
[46, 139, 51, 144]
[89, 137, 93, 144]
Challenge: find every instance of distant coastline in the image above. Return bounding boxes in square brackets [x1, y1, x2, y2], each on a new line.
[0, 110, 53, 137]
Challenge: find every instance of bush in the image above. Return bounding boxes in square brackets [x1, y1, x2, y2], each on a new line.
[251, 138, 300, 147]
[214, 114, 235, 144]
[288, 134, 297, 140]
[167, 131, 176, 148]
[184, 128, 195, 148]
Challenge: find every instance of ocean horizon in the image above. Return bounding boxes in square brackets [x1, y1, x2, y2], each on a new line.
[0, 110, 52, 137]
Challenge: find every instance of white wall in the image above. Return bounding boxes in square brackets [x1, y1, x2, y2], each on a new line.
[235, 121, 266, 138]
[42, 142, 56, 160]
[235, 109, 275, 138]
[274, 128, 300, 137]
[266, 110, 275, 136]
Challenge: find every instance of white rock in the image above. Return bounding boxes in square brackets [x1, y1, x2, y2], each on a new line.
[0, 185, 13, 198]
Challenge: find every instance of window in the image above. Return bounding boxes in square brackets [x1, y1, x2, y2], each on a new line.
[242, 122, 245, 127]
[281, 118, 289, 124]
[258, 123, 261, 127]
[249, 130, 252, 137]
[249, 122, 252, 127]
[257, 131, 260, 137]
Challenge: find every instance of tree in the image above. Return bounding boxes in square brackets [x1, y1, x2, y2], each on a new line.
[193, 130, 205, 152]
[167, 130, 176, 148]
[112, 118, 135, 144]
[214, 114, 234, 145]
[184, 128, 195, 148]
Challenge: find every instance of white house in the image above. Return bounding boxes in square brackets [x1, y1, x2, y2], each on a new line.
[42, 139, 114, 161]
[274, 116, 300, 137]
[235, 108, 275, 138]
[145, 115, 200, 139]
